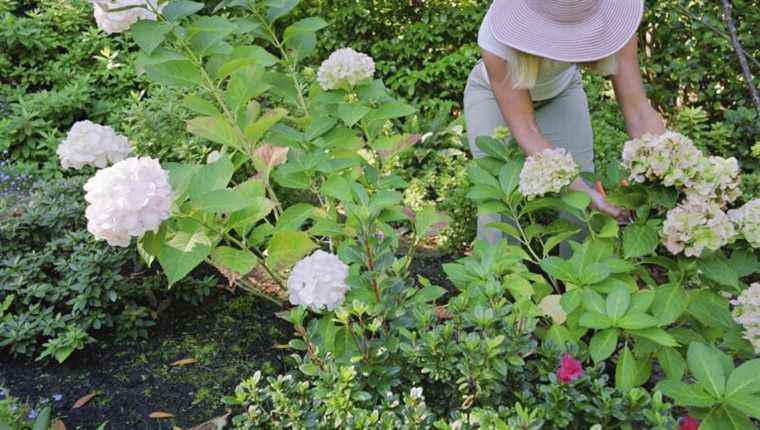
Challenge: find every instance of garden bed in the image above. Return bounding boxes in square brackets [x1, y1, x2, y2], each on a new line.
[1, 291, 289, 428]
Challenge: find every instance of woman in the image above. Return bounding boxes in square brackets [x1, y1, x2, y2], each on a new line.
[464, 0, 666, 244]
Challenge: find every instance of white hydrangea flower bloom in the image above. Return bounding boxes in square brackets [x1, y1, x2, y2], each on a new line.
[622, 131, 703, 188]
[317, 48, 375, 91]
[661, 196, 735, 257]
[731, 283, 760, 354]
[287, 250, 350, 311]
[519, 148, 579, 199]
[729, 199, 760, 248]
[84, 157, 173, 247]
[57, 120, 131, 170]
[91, 0, 160, 34]
[685, 156, 742, 206]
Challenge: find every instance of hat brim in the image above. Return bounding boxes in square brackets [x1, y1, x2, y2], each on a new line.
[488, 0, 644, 63]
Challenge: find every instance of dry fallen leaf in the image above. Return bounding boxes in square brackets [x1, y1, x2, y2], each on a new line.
[188, 412, 231, 430]
[434, 305, 453, 320]
[72, 392, 97, 409]
[171, 358, 197, 366]
[51, 419, 67, 430]
[149, 411, 175, 419]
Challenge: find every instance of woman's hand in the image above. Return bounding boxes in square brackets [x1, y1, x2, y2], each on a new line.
[587, 189, 625, 220]
[570, 178, 625, 220]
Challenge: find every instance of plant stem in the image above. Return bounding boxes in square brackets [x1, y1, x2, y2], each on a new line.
[249, 7, 310, 116]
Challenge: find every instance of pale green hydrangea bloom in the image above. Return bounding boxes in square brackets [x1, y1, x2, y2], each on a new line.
[728, 199, 760, 248]
[622, 131, 702, 188]
[731, 283, 760, 354]
[685, 156, 742, 206]
[519, 148, 578, 200]
[661, 196, 735, 257]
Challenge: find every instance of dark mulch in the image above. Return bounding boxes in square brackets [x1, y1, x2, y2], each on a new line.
[1, 291, 292, 429]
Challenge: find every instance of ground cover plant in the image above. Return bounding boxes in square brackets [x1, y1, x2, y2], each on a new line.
[1, 0, 759, 429]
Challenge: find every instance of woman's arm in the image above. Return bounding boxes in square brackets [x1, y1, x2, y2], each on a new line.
[482, 50, 622, 218]
[611, 37, 667, 138]
[482, 50, 552, 157]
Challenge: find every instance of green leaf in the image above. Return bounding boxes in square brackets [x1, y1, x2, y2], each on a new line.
[283, 17, 328, 42]
[245, 108, 287, 143]
[688, 291, 735, 330]
[615, 346, 639, 389]
[729, 249, 760, 278]
[137, 48, 203, 87]
[688, 342, 726, 398]
[657, 380, 718, 407]
[187, 154, 234, 200]
[617, 312, 659, 330]
[498, 161, 521, 195]
[710, 406, 755, 430]
[193, 189, 252, 213]
[275, 203, 315, 231]
[652, 283, 688, 325]
[622, 223, 659, 258]
[299, 363, 320, 376]
[698, 254, 740, 288]
[577, 262, 611, 285]
[183, 94, 221, 116]
[629, 290, 655, 313]
[211, 246, 257, 274]
[188, 16, 237, 56]
[561, 191, 591, 211]
[543, 229, 581, 257]
[657, 347, 686, 380]
[216, 45, 279, 79]
[162, 0, 204, 21]
[725, 359, 760, 398]
[413, 284, 447, 304]
[414, 206, 449, 238]
[30, 407, 51, 430]
[589, 328, 618, 363]
[321, 175, 354, 202]
[606, 284, 631, 321]
[164, 162, 199, 199]
[227, 66, 272, 112]
[266, 230, 316, 269]
[725, 393, 760, 420]
[266, 0, 299, 22]
[474, 135, 512, 161]
[540, 257, 576, 283]
[579, 311, 613, 330]
[158, 221, 214, 286]
[628, 328, 678, 346]
[364, 101, 416, 122]
[228, 197, 275, 237]
[337, 102, 371, 127]
[583, 289, 606, 314]
[187, 116, 239, 147]
[598, 218, 619, 238]
[131, 21, 173, 55]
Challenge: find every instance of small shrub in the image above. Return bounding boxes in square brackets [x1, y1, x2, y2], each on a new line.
[0, 176, 213, 362]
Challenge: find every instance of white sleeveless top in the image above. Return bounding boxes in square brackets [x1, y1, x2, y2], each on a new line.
[477, 2, 617, 101]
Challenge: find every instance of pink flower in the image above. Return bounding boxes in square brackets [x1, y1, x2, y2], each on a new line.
[556, 353, 584, 384]
[678, 417, 699, 430]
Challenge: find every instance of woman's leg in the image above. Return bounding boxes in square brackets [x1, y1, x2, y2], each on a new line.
[464, 62, 508, 244]
[532, 74, 594, 256]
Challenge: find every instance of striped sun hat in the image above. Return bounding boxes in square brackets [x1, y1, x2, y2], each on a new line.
[488, 0, 645, 63]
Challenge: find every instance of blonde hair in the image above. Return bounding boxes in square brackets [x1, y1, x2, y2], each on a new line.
[506, 50, 619, 90]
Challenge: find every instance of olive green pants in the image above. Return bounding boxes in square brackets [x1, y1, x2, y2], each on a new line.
[464, 61, 594, 245]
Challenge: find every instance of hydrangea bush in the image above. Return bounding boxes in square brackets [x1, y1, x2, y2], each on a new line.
[58, 1, 759, 428]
